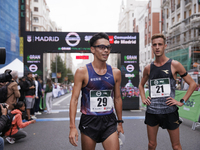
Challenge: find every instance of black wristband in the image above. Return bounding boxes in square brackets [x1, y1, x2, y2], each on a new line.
[116, 120, 124, 123]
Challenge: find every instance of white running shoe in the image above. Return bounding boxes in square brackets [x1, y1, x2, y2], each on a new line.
[5, 137, 15, 144]
[35, 112, 42, 115]
[31, 115, 37, 119]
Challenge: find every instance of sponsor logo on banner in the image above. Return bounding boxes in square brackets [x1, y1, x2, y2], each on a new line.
[27, 35, 32, 42]
[126, 64, 134, 72]
[29, 64, 38, 72]
[65, 32, 81, 47]
[125, 64, 135, 78]
[124, 55, 137, 63]
[34, 36, 59, 42]
[27, 55, 41, 63]
[84, 35, 93, 41]
[109, 36, 114, 44]
[113, 35, 137, 44]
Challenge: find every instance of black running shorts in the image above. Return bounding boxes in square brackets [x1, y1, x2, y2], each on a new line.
[79, 112, 117, 143]
[144, 108, 182, 130]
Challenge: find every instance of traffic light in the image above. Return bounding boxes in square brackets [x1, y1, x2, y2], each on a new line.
[198, 0, 200, 5]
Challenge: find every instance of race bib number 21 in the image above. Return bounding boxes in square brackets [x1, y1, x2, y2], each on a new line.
[150, 78, 171, 98]
[90, 90, 113, 112]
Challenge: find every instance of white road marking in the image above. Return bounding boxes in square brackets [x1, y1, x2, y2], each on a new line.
[53, 94, 71, 106]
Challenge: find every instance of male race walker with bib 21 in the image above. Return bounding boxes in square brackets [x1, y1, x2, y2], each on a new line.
[139, 33, 196, 150]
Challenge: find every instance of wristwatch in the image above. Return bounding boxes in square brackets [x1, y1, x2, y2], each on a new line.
[180, 99, 186, 105]
[116, 120, 124, 123]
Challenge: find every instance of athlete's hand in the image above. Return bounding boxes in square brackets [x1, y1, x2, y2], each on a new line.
[166, 97, 183, 107]
[142, 96, 151, 105]
[69, 127, 78, 146]
[117, 123, 124, 135]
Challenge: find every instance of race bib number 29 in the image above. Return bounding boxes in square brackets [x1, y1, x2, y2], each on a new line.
[150, 78, 171, 98]
[90, 90, 113, 112]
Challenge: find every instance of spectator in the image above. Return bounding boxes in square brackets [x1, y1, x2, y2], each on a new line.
[30, 76, 38, 119]
[34, 76, 42, 115]
[45, 79, 53, 114]
[6, 70, 20, 110]
[182, 81, 189, 90]
[24, 72, 35, 121]
[5, 101, 36, 144]
[0, 103, 9, 149]
[18, 76, 26, 101]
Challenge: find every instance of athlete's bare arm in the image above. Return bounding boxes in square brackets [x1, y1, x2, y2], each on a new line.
[69, 66, 87, 146]
[139, 64, 151, 105]
[166, 60, 197, 106]
[112, 67, 124, 134]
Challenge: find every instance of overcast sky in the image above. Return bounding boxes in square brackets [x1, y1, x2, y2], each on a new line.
[46, 0, 122, 32]
[45, 0, 148, 67]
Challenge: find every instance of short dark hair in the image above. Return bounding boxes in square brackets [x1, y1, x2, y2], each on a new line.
[151, 33, 166, 44]
[27, 72, 32, 75]
[89, 32, 109, 47]
[15, 101, 25, 110]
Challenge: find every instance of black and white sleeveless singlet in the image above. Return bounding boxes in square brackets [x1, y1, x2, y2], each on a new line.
[147, 59, 177, 114]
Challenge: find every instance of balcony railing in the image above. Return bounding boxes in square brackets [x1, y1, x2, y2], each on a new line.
[183, 14, 200, 26]
[185, 0, 192, 5]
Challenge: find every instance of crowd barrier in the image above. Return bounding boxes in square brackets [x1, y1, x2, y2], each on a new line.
[39, 86, 72, 110]
[144, 90, 200, 130]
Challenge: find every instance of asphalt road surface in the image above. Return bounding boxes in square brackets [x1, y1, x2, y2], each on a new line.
[4, 93, 200, 150]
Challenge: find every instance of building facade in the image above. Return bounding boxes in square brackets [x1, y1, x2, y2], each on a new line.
[26, 0, 65, 80]
[162, 0, 200, 72]
[0, 0, 22, 68]
[118, 0, 162, 80]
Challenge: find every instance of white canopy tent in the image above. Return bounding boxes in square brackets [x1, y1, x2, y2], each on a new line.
[0, 58, 24, 77]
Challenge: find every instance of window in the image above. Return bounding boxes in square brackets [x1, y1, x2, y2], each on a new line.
[33, 17, 39, 23]
[177, 35, 180, 43]
[189, 30, 191, 37]
[34, 0, 38, 2]
[189, 9, 191, 16]
[171, 0, 175, 13]
[177, 13, 180, 22]
[184, 33, 186, 42]
[26, 9, 29, 17]
[184, 11, 186, 19]
[177, 0, 180, 9]
[199, 4, 200, 12]
[194, 29, 196, 37]
[34, 7, 38, 12]
[167, 9, 169, 18]
[172, 17, 175, 25]
[26, 21, 29, 30]
[33, 27, 38, 31]
[194, 4, 196, 13]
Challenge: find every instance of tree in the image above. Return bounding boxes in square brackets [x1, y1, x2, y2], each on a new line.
[66, 68, 74, 84]
[51, 55, 68, 83]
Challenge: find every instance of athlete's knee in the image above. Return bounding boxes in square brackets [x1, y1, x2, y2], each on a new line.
[148, 141, 157, 150]
[172, 143, 182, 150]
